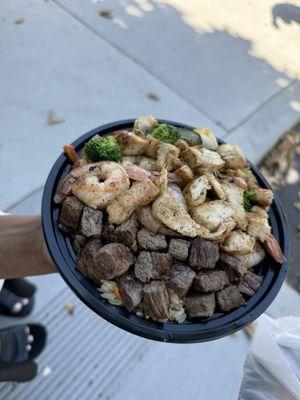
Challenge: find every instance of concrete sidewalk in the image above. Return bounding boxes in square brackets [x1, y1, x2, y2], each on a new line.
[0, 1, 300, 399]
[1, 0, 299, 210]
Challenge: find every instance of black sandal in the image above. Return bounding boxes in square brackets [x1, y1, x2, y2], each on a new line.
[4, 278, 36, 299]
[0, 324, 47, 382]
[0, 279, 36, 317]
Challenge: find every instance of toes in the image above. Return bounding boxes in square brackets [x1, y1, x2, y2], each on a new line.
[25, 326, 30, 335]
[21, 298, 29, 306]
[27, 335, 34, 344]
[12, 302, 23, 314]
[26, 344, 32, 352]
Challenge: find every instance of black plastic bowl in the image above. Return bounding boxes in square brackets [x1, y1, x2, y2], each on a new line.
[42, 119, 289, 343]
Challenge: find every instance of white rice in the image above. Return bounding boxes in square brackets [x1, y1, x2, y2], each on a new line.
[97, 281, 186, 323]
[168, 289, 187, 323]
[97, 280, 123, 306]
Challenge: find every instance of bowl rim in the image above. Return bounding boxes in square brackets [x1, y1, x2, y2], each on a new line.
[42, 119, 289, 343]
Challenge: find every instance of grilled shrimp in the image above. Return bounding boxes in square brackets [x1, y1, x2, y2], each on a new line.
[71, 162, 130, 209]
[54, 162, 105, 203]
[107, 179, 159, 224]
[246, 213, 286, 263]
[235, 243, 266, 268]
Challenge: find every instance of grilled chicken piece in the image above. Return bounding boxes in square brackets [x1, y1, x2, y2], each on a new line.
[181, 147, 225, 171]
[144, 134, 161, 158]
[206, 172, 226, 200]
[183, 175, 210, 209]
[222, 182, 247, 230]
[107, 179, 160, 224]
[218, 144, 247, 169]
[156, 142, 182, 172]
[152, 192, 202, 237]
[250, 205, 269, 219]
[191, 200, 236, 241]
[167, 183, 188, 211]
[194, 128, 218, 151]
[221, 230, 255, 255]
[138, 156, 162, 171]
[172, 165, 194, 188]
[114, 130, 148, 155]
[133, 114, 157, 134]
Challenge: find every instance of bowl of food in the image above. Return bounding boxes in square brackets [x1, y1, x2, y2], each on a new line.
[42, 116, 289, 343]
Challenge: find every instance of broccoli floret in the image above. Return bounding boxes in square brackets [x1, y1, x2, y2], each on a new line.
[151, 123, 180, 144]
[243, 189, 256, 211]
[84, 135, 121, 162]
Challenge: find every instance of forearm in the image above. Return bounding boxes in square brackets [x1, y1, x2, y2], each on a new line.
[0, 215, 56, 279]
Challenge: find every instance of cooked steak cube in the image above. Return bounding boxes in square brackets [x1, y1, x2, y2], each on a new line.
[166, 262, 196, 298]
[237, 272, 263, 296]
[169, 238, 190, 261]
[216, 285, 246, 312]
[193, 270, 229, 293]
[77, 241, 135, 284]
[189, 237, 219, 270]
[60, 196, 83, 230]
[184, 294, 215, 318]
[115, 213, 138, 251]
[73, 234, 87, 254]
[137, 228, 167, 251]
[143, 281, 170, 322]
[79, 207, 103, 237]
[119, 273, 143, 311]
[219, 252, 247, 282]
[101, 224, 118, 243]
[134, 251, 172, 283]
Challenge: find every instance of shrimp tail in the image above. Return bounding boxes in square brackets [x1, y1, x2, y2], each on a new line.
[64, 144, 79, 164]
[263, 233, 286, 264]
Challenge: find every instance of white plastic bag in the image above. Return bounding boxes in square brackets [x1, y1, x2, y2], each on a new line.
[239, 314, 300, 400]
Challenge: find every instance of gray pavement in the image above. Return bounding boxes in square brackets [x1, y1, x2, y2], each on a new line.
[1, 1, 300, 398]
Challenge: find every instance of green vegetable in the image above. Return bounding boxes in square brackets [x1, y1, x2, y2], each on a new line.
[151, 123, 180, 144]
[243, 189, 256, 211]
[84, 135, 121, 162]
[176, 127, 202, 146]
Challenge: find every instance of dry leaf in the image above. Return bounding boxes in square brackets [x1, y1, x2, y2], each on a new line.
[48, 110, 64, 125]
[99, 10, 113, 19]
[147, 91, 160, 101]
[65, 301, 75, 315]
[244, 323, 256, 339]
[14, 18, 24, 25]
[294, 202, 300, 211]
[42, 365, 52, 377]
